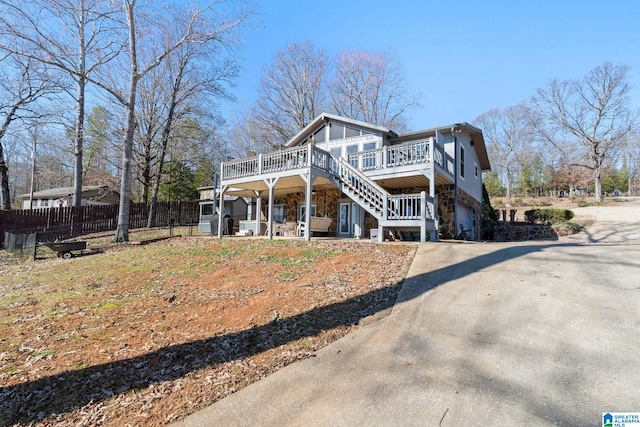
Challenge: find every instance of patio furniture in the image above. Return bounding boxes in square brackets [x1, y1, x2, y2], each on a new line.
[273, 222, 297, 236]
[297, 216, 333, 236]
[238, 220, 267, 236]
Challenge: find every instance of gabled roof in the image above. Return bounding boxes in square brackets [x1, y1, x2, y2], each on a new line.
[283, 113, 491, 171]
[18, 185, 117, 200]
[286, 113, 398, 147]
[390, 122, 491, 171]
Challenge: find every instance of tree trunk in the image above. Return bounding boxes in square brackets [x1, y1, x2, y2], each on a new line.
[141, 141, 152, 204]
[73, 76, 86, 207]
[113, 0, 138, 242]
[147, 140, 167, 228]
[148, 66, 182, 228]
[0, 146, 10, 210]
[73, 4, 87, 207]
[594, 166, 603, 203]
[114, 80, 137, 242]
[0, 106, 20, 210]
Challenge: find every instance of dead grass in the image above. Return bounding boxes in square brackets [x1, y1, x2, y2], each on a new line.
[0, 237, 415, 426]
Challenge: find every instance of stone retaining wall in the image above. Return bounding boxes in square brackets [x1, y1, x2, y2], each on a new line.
[491, 223, 579, 242]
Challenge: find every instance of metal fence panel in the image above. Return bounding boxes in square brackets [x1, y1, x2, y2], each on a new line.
[4, 231, 37, 258]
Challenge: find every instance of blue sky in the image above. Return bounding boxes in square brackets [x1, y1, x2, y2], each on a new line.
[222, 0, 640, 132]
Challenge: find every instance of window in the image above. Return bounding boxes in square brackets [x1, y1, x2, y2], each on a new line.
[272, 204, 287, 223]
[475, 163, 479, 178]
[460, 146, 465, 179]
[40, 199, 49, 207]
[347, 144, 359, 168]
[313, 126, 325, 144]
[298, 203, 317, 221]
[330, 147, 342, 158]
[339, 203, 350, 234]
[345, 126, 360, 138]
[329, 123, 345, 140]
[201, 202, 214, 216]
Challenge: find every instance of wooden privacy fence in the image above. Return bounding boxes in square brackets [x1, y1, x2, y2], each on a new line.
[0, 201, 200, 248]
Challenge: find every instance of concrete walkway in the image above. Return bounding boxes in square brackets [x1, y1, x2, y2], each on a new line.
[175, 199, 640, 426]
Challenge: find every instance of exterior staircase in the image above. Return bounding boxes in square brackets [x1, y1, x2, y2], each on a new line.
[322, 150, 436, 237]
[328, 154, 386, 219]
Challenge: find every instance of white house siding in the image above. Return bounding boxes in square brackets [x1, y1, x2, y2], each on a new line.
[456, 133, 483, 203]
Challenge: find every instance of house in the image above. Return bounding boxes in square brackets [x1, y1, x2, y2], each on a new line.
[18, 185, 119, 210]
[213, 113, 490, 242]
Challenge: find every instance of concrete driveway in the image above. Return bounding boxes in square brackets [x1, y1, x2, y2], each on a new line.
[176, 199, 640, 426]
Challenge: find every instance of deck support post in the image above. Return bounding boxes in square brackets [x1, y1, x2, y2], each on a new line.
[300, 171, 314, 241]
[265, 178, 279, 240]
[254, 191, 263, 237]
[429, 174, 439, 242]
[217, 184, 228, 238]
[420, 191, 427, 242]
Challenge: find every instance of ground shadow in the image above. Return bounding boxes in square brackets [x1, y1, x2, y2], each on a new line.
[0, 240, 586, 425]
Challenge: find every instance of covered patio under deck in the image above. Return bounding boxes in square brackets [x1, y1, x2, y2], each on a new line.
[214, 143, 439, 242]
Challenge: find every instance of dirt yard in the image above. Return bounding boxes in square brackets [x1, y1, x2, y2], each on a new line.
[0, 237, 415, 426]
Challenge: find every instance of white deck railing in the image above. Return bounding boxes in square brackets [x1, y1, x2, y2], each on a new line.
[220, 143, 437, 223]
[343, 138, 455, 174]
[386, 193, 433, 221]
[221, 156, 259, 179]
[221, 137, 453, 181]
[262, 146, 308, 173]
[329, 155, 386, 213]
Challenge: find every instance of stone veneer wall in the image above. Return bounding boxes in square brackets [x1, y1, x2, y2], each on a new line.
[274, 188, 342, 234]
[436, 184, 482, 240]
[270, 185, 484, 240]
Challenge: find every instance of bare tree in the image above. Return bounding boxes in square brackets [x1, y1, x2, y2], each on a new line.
[0, 56, 61, 209]
[134, 64, 166, 205]
[142, 39, 237, 227]
[474, 104, 535, 199]
[329, 49, 417, 132]
[253, 41, 329, 143]
[530, 62, 637, 202]
[227, 109, 277, 156]
[85, 105, 120, 186]
[0, 0, 121, 207]
[101, 0, 251, 242]
[236, 43, 418, 154]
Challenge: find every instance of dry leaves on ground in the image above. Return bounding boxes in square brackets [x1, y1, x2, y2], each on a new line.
[0, 238, 415, 426]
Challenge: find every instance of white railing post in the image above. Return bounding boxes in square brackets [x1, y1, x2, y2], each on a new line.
[382, 195, 388, 221]
[307, 141, 314, 167]
[420, 191, 427, 242]
[428, 137, 435, 167]
[258, 153, 263, 175]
